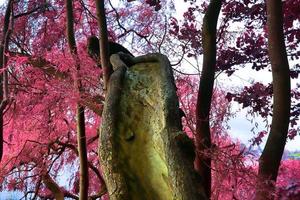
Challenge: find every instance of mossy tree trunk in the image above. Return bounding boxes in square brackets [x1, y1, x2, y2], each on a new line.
[99, 54, 208, 200]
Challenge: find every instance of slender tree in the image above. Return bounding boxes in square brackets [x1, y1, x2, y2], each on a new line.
[65, 0, 89, 199]
[195, 0, 222, 197]
[0, 0, 12, 162]
[95, 0, 111, 90]
[255, 0, 291, 199]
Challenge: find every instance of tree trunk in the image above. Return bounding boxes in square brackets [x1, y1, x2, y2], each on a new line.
[0, 0, 12, 162]
[95, 0, 112, 90]
[195, 0, 222, 198]
[255, 0, 291, 199]
[99, 54, 208, 200]
[76, 105, 89, 200]
[65, 0, 89, 199]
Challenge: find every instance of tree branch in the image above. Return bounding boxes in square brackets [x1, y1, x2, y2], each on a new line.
[42, 173, 64, 200]
[14, 3, 51, 18]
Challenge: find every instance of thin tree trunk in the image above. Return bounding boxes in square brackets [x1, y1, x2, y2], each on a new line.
[95, 0, 112, 90]
[65, 0, 89, 199]
[255, 0, 291, 199]
[0, 0, 13, 162]
[76, 105, 89, 199]
[195, 0, 221, 198]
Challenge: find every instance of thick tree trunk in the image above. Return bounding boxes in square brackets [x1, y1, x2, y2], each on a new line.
[99, 54, 207, 200]
[65, 0, 89, 199]
[255, 0, 291, 199]
[195, 0, 221, 198]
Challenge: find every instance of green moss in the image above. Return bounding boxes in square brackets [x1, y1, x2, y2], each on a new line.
[116, 62, 173, 200]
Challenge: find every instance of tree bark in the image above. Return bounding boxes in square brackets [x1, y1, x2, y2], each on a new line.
[195, 0, 221, 198]
[95, 0, 112, 90]
[99, 53, 208, 200]
[65, 0, 89, 199]
[0, 0, 13, 162]
[255, 0, 291, 199]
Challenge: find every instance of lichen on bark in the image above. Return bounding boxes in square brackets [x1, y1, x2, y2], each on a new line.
[99, 53, 207, 200]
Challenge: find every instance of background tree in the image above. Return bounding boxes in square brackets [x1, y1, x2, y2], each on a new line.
[195, 0, 221, 197]
[255, 0, 291, 199]
[65, 0, 89, 199]
[0, 0, 12, 162]
[95, 0, 111, 89]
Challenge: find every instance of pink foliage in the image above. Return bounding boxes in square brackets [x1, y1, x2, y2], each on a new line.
[176, 75, 260, 200]
[0, 0, 171, 198]
[176, 75, 231, 137]
[276, 160, 300, 199]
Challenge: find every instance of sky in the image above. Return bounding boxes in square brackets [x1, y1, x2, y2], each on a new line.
[217, 65, 300, 151]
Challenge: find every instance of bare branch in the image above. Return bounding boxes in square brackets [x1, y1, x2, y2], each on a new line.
[14, 3, 51, 18]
